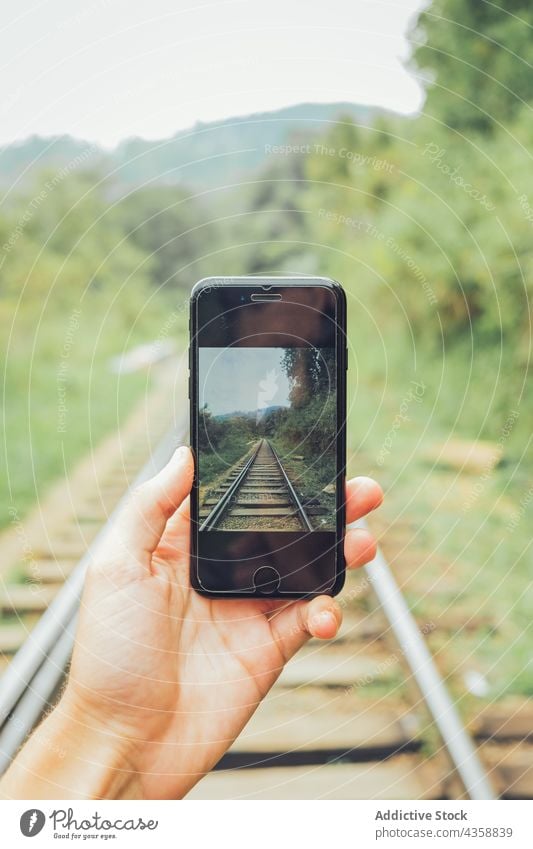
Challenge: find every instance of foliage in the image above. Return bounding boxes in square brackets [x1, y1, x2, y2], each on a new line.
[410, 0, 533, 133]
[109, 186, 210, 291]
[198, 407, 257, 485]
[0, 169, 192, 523]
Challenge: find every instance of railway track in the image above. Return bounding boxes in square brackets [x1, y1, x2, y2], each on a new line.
[0, 373, 531, 799]
[200, 438, 314, 531]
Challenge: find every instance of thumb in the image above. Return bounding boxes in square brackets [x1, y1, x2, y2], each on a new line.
[108, 445, 194, 565]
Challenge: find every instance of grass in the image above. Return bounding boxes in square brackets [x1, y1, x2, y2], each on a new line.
[1, 291, 186, 531]
[270, 434, 337, 530]
[198, 430, 255, 489]
[346, 318, 533, 701]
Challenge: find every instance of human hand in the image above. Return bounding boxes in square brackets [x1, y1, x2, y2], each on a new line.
[1, 446, 382, 800]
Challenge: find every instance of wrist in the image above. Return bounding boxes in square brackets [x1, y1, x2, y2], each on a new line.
[0, 689, 141, 800]
[58, 687, 142, 798]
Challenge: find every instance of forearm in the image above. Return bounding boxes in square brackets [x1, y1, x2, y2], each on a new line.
[0, 692, 140, 800]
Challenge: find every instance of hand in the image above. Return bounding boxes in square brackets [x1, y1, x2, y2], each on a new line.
[1, 446, 382, 800]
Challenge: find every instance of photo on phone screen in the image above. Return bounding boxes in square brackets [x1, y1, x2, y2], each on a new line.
[198, 346, 337, 532]
[190, 278, 346, 598]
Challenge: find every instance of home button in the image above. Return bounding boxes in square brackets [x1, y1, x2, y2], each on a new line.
[253, 566, 281, 595]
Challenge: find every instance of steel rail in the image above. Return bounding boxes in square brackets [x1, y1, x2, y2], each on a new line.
[357, 517, 496, 800]
[199, 440, 262, 532]
[268, 440, 314, 532]
[0, 620, 77, 773]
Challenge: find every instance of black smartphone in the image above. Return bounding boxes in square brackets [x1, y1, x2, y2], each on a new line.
[189, 276, 347, 598]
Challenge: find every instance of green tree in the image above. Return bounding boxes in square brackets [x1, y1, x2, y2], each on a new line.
[112, 186, 205, 291]
[410, 0, 533, 132]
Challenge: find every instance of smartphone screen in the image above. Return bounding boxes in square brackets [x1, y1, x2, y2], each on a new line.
[190, 277, 346, 597]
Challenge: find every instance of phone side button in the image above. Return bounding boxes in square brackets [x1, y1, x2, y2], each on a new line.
[345, 346, 349, 370]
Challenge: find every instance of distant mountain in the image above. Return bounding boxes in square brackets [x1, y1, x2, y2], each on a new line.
[214, 404, 286, 421]
[257, 405, 287, 419]
[0, 102, 374, 191]
[213, 410, 256, 421]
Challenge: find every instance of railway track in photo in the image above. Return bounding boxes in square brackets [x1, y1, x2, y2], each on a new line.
[200, 438, 314, 532]
[0, 367, 532, 799]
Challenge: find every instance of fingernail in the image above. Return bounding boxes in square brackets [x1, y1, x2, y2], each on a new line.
[174, 445, 189, 460]
[312, 610, 337, 629]
[358, 477, 383, 508]
[357, 476, 376, 492]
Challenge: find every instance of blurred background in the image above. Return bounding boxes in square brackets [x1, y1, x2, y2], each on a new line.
[0, 0, 532, 799]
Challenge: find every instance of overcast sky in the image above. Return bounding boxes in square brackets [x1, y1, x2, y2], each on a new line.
[1, 0, 426, 148]
[200, 347, 291, 415]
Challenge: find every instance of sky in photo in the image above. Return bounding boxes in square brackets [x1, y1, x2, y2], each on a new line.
[2, 0, 426, 146]
[200, 347, 291, 416]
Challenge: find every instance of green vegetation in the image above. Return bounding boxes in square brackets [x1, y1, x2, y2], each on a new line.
[410, 0, 533, 134]
[0, 170, 192, 522]
[197, 409, 256, 486]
